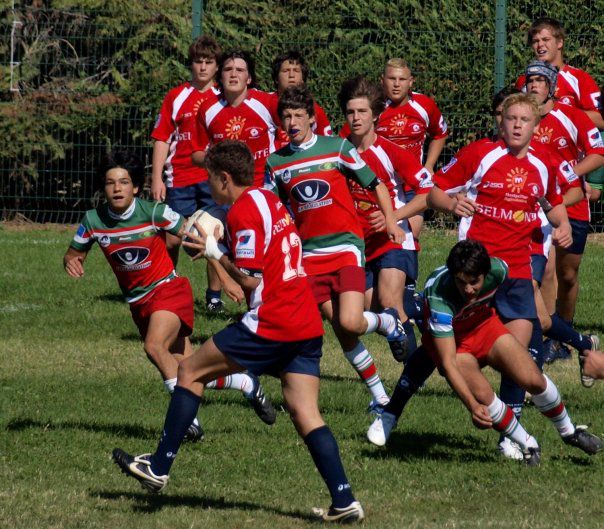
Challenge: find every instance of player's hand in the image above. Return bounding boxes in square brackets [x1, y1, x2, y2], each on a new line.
[454, 195, 476, 217]
[470, 404, 492, 429]
[552, 221, 572, 249]
[386, 220, 404, 244]
[581, 349, 604, 379]
[181, 222, 208, 261]
[64, 255, 85, 278]
[151, 179, 166, 202]
[222, 277, 245, 304]
[368, 210, 386, 233]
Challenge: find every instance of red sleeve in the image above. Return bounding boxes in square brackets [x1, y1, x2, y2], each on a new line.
[390, 143, 432, 194]
[339, 122, 351, 139]
[191, 108, 210, 153]
[151, 89, 176, 142]
[575, 69, 601, 112]
[569, 107, 604, 156]
[433, 142, 478, 192]
[425, 97, 449, 140]
[515, 75, 526, 91]
[313, 102, 332, 136]
[227, 198, 266, 272]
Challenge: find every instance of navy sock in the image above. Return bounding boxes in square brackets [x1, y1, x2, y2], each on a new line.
[151, 386, 201, 476]
[402, 319, 417, 357]
[546, 312, 592, 352]
[403, 283, 423, 322]
[528, 318, 545, 371]
[499, 376, 525, 419]
[205, 288, 221, 303]
[385, 345, 435, 418]
[303, 425, 355, 509]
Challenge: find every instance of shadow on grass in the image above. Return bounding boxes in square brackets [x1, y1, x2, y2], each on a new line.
[96, 293, 124, 304]
[361, 430, 499, 463]
[6, 418, 159, 439]
[95, 490, 317, 520]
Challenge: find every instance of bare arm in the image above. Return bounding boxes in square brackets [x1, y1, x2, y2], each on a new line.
[545, 203, 572, 248]
[562, 186, 584, 207]
[585, 110, 604, 130]
[63, 247, 88, 278]
[572, 154, 604, 177]
[424, 137, 447, 173]
[191, 150, 206, 168]
[208, 258, 245, 304]
[433, 336, 493, 429]
[394, 192, 428, 221]
[151, 140, 170, 201]
[372, 181, 404, 243]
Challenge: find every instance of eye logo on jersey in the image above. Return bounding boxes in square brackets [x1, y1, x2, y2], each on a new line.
[291, 179, 333, 213]
[390, 114, 408, 135]
[225, 116, 246, 139]
[534, 126, 553, 144]
[506, 167, 529, 193]
[110, 246, 151, 271]
[235, 229, 256, 259]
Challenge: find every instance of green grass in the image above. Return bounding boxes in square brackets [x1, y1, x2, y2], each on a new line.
[1, 225, 603, 528]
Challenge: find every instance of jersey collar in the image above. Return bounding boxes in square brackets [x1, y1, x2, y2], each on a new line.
[107, 198, 137, 220]
[290, 133, 318, 151]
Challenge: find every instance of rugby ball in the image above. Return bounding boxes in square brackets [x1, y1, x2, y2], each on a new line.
[182, 206, 227, 257]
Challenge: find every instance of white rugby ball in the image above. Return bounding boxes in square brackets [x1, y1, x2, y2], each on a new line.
[182, 206, 226, 257]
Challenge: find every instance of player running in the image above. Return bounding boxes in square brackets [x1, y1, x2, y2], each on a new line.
[339, 75, 432, 361]
[265, 85, 407, 412]
[112, 141, 365, 523]
[64, 150, 276, 437]
[367, 240, 602, 463]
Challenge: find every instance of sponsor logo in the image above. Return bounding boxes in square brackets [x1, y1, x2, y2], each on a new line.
[559, 161, 578, 183]
[272, 213, 292, 235]
[318, 162, 336, 171]
[560, 96, 571, 105]
[182, 112, 193, 118]
[225, 116, 246, 139]
[110, 246, 151, 271]
[249, 127, 260, 137]
[482, 181, 504, 189]
[118, 236, 132, 242]
[412, 123, 421, 132]
[164, 207, 180, 222]
[558, 137, 568, 148]
[281, 169, 291, 184]
[235, 229, 256, 258]
[506, 167, 529, 193]
[534, 126, 553, 144]
[475, 203, 538, 223]
[439, 116, 448, 132]
[253, 147, 270, 160]
[176, 131, 191, 141]
[76, 224, 86, 238]
[99, 235, 111, 247]
[588, 128, 604, 148]
[356, 200, 374, 211]
[215, 133, 224, 139]
[390, 114, 407, 135]
[441, 157, 457, 174]
[530, 184, 540, 196]
[418, 170, 433, 189]
[291, 179, 330, 203]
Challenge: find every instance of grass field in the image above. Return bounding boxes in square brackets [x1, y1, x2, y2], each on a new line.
[1, 224, 603, 529]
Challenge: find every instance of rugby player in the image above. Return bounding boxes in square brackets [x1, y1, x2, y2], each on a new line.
[265, 85, 407, 412]
[112, 141, 364, 523]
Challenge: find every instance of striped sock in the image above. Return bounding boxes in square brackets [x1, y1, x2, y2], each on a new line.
[363, 311, 395, 335]
[205, 374, 254, 395]
[344, 341, 389, 405]
[531, 374, 575, 437]
[488, 395, 538, 450]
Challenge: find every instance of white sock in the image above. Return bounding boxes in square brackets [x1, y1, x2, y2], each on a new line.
[363, 311, 395, 335]
[531, 374, 575, 437]
[205, 374, 254, 395]
[488, 395, 538, 450]
[343, 341, 389, 404]
[164, 377, 177, 394]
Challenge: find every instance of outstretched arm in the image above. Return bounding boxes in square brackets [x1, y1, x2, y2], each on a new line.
[63, 247, 88, 278]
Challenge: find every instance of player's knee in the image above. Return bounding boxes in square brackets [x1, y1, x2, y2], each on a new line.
[525, 373, 547, 395]
[338, 313, 364, 335]
[473, 387, 494, 406]
[144, 340, 163, 363]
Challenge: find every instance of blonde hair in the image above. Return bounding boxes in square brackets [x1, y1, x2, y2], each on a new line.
[502, 93, 541, 123]
[384, 58, 412, 74]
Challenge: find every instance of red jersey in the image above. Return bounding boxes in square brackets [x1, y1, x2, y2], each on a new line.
[531, 102, 604, 221]
[226, 187, 324, 342]
[516, 64, 601, 113]
[192, 88, 279, 187]
[151, 83, 219, 188]
[340, 92, 449, 163]
[433, 139, 563, 280]
[349, 136, 432, 260]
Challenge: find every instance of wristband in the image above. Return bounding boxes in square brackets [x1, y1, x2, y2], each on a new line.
[205, 235, 226, 260]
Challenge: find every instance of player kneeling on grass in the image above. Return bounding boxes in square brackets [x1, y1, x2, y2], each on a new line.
[368, 240, 602, 464]
[64, 150, 276, 442]
[112, 141, 364, 523]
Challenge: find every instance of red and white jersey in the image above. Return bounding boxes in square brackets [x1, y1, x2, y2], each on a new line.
[268, 92, 332, 149]
[516, 64, 601, 113]
[192, 88, 279, 187]
[226, 187, 324, 342]
[433, 139, 564, 280]
[348, 136, 432, 261]
[151, 83, 220, 188]
[531, 102, 604, 221]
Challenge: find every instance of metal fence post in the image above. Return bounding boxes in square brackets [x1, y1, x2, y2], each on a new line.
[192, 0, 202, 38]
[494, 0, 507, 95]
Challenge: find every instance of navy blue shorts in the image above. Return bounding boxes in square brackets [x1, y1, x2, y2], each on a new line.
[530, 254, 547, 285]
[494, 277, 536, 321]
[564, 218, 589, 255]
[404, 189, 417, 202]
[167, 181, 216, 217]
[212, 322, 323, 378]
[365, 249, 418, 290]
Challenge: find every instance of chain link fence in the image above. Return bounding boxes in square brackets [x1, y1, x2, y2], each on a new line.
[1, 1, 603, 228]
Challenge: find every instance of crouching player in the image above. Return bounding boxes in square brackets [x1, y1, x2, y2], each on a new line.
[112, 141, 364, 523]
[64, 150, 276, 441]
[368, 240, 602, 463]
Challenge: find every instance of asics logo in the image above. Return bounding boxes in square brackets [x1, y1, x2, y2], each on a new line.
[290, 179, 330, 203]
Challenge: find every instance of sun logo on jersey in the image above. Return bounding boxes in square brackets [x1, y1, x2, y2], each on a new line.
[506, 167, 529, 193]
[534, 126, 554, 144]
[390, 114, 408, 135]
[225, 116, 246, 139]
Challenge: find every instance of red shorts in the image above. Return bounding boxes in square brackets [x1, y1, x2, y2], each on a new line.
[307, 265, 366, 305]
[129, 276, 194, 339]
[424, 312, 510, 366]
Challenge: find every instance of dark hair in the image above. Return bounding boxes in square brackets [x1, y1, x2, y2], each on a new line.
[204, 141, 254, 186]
[217, 49, 257, 89]
[277, 85, 315, 119]
[338, 75, 386, 118]
[188, 35, 222, 65]
[446, 240, 491, 277]
[271, 50, 309, 86]
[527, 17, 566, 46]
[492, 85, 521, 115]
[98, 150, 145, 191]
